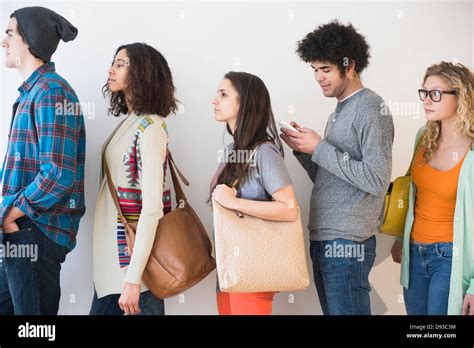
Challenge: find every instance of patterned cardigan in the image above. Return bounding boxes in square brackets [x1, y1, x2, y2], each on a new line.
[93, 114, 171, 298]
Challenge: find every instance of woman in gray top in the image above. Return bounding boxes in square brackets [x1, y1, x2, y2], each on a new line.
[210, 71, 298, 315]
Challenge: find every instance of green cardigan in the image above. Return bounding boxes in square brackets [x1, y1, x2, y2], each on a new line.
[400, 126, 474, 315]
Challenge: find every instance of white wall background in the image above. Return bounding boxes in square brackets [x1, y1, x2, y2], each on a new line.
[0, 0, 472, 315]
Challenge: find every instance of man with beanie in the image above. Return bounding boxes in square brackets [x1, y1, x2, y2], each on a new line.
[0, 7, 86, 315]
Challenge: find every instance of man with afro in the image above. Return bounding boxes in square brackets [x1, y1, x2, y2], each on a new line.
[280, 20, 394, 315]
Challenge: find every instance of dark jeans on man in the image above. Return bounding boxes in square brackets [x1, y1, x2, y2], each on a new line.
[0, 216, 69, 315]
[89, 290, 165, 315]
[310, 236, 376, 315]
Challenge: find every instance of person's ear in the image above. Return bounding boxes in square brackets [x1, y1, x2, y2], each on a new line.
[344, 60, 355, 77]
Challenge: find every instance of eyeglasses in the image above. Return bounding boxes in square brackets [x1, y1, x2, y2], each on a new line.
[418, 89, 456, 102]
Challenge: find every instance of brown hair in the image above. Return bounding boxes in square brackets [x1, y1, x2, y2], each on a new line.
[211, 71, 283, 195]
[103, 43, 178, 117]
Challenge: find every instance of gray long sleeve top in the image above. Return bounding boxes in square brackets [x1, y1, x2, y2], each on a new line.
[294, 88, 394, 242]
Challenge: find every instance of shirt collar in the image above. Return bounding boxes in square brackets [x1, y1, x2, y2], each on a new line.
[18, 62, 56, 94]
[339, 88, 365, 103]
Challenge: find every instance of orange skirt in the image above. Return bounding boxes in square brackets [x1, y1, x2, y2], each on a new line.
[216, 291, 276, 315]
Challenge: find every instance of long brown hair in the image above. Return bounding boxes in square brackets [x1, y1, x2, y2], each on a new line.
[211, 71, 283, 194]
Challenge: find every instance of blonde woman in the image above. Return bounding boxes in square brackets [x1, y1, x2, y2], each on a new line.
[391, 62, 474, 315]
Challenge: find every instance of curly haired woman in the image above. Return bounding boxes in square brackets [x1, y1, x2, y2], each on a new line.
[391, 62, 474, 315]
[90, 43, 178, 315]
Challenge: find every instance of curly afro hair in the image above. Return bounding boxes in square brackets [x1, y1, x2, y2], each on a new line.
[296, 20, 371, 76]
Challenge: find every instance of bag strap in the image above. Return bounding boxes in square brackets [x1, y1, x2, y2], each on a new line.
[104, 149, 190, 228]
[104, 156, 130, 228]
[167, 151, 189, 204]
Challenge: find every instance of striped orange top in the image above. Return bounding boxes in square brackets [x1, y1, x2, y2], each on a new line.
[411, 147, 467, 243]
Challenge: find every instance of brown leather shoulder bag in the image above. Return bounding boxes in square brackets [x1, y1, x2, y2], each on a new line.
[104, 151, 216, 299]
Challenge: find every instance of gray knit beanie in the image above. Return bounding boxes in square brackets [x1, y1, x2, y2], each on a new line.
[13, 6, 78, 62]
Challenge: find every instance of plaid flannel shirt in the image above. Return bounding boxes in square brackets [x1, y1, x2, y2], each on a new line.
[0, 62, 86, 250]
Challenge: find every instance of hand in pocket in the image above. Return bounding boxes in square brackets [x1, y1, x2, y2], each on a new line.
[2, 221, 20, 234]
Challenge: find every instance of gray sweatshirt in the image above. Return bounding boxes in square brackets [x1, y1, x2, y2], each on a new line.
[294, 88, 394, 242]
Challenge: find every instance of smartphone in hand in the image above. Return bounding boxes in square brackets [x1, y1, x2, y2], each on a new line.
[278, 120, 300, 132]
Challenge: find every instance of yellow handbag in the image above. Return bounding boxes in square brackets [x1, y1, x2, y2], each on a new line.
[380, 139, 422, 237]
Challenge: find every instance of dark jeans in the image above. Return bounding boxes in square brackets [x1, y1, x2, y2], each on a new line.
[403, 242, 452, 315]
[310, 236, 376, 315]
[89, 290, 165, 315]
[0, 216, 69, 315]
